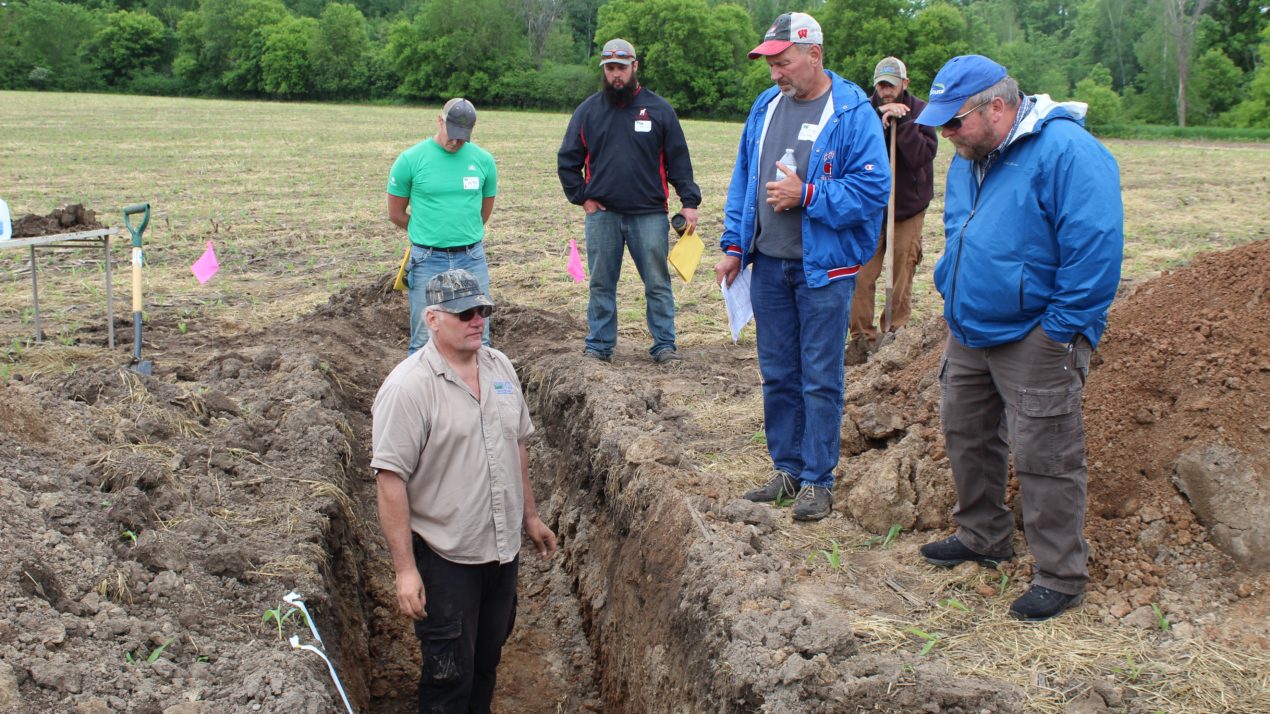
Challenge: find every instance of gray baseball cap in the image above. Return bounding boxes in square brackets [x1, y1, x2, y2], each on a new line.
[426, 269, 494, 313]
[442, 98, 477, 142]
[600, 39, 636, 66]
[874, 57, 907, 86]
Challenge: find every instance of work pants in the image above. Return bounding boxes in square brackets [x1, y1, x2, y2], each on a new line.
[850, 209, 925, 342]
[583, 210, 675, 358]
[412, 535, 518, 714]
[939, 326, 1092, 594]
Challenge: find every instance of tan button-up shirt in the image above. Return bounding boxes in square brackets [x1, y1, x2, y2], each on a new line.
[370, 342, 534, 565]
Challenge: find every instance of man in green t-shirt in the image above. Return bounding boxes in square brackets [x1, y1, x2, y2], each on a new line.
[388, 98, 498, 353]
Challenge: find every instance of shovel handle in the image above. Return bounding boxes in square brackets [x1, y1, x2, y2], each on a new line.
[123, 203, 150, 246]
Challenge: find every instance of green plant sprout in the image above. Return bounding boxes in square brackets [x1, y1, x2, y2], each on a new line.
[806, 540, 844, 571]
[937, 598, 970, 611]
[1151, 603, 1171, 630]
[905, 626, 941, 655]
[1114, 654, 1144, 682]
[997, 571, 1010, 596]
[881, 523, 902, 548]
[263, 605, 300, 640]
[178, 321, 188, 334]
[126, 638, 174, 665]
[120, 529, 138, 545]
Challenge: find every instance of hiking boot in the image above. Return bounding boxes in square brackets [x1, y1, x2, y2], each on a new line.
[652, 348, 683, 364]
[1009, 585, 1086, 622]
[582, 349, 611, 363]
[743, 471, 796, 503]
[919, 535, 1013, 568]
[792, 485, 833, 521]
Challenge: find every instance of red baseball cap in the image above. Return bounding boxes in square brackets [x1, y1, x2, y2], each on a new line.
[749, 13, 824, 60]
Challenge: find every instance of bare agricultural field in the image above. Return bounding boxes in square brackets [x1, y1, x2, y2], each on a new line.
[1, 91, 1268, 713]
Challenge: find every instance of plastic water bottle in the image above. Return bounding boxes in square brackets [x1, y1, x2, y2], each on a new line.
[774, 147, 796, 181]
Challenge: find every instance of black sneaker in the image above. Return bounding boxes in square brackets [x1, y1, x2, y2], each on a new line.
[919, 535, 1013, 568]
[792, 485, 833, 521]
[743, 471, 796, 503]
[652, 348, 682, 364]
[582, 349, 611, 363]
[1009, 585, 1085, 622]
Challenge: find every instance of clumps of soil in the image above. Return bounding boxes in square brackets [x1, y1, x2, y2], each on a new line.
[10, 204, 102, 238]
[843, 239, 1269, 646]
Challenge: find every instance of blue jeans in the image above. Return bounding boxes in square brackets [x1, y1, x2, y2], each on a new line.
[584, 210, 675, 357]
[750, 254, 854, 489]
[407, 242, 491, 354]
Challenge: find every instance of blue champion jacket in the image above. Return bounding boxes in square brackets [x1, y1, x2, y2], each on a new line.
[936, 95, 1123, 349]
[721, 71, 890, 287]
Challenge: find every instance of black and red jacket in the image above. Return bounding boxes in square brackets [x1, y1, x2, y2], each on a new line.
[557, 87, 701, 215]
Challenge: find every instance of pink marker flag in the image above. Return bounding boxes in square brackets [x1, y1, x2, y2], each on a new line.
[566, 239, 586, 283]
[191, 241, 219, 284]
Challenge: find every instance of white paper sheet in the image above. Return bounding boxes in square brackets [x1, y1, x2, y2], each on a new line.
[720, 266, 753, 343]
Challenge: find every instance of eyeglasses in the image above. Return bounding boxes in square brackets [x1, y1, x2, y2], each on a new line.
[453, 305, 493, 322]
[942, 99, 992, 131]
[601, 49, 634, 60]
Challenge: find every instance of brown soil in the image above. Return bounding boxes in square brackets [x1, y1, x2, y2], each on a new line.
[10, 204, 103, 238]
[1, 207, 1266, 712]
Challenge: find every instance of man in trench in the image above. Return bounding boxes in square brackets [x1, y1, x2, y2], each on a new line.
[371, 269, 557, 712]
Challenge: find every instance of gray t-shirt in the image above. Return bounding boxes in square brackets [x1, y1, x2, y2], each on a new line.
[755, 90, 832, 259]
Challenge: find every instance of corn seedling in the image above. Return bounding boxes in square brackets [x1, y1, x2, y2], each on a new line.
[748, 430, 766, 445]
[120, 529, 138, 545]
[126, 638, 175, 665]
[881, 523, 902, 548]
[1151, 603, 1170, 630]
[905, 626, 941, 655]
[806, 540, 845, 571]
[937, 598, 970, 611]
[1114, 654, 1144, 682]
[178, 321, 188, 334]
[997, 571, 1010, 596]
[263, 606, 300, 640]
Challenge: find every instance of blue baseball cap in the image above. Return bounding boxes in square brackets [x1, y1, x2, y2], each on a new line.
[915, 55, 1008, 127]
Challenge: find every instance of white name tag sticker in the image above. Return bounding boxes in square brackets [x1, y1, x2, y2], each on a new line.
[798, 122, 821, 142]
[463, 176, 479, 190]
[634, 120, 652, 133]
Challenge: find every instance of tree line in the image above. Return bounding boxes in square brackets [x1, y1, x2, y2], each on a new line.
[2, 0, 1267, 129]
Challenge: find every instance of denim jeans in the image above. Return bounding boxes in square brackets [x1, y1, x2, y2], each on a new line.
[412, 535, 518, 714]
[584, 210, 675, 357]
[750, 254, 854, 489]
[407, 242, 491, 354]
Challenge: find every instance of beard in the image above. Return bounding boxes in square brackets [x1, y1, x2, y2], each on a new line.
[603, 71, 638, 105]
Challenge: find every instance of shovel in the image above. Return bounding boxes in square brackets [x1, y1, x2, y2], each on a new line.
[123, 203, 152, 375]
[882, 123, 897, 333]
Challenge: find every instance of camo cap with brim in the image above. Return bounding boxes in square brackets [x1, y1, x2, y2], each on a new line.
[425, 269, 494, 313]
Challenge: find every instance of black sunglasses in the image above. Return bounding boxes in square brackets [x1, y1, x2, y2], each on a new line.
[942, 99, 992, 131]
[453, 305, 493, 322]
[601, 49, 634, 60]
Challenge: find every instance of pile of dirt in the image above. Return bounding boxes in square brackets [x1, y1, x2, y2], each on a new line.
[842, 239, 1268, 646]
[10, 205, 102, 238]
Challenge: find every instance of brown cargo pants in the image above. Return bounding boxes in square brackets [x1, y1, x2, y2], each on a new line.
[850, 210, 926, 342]
[939, 325, 1092, 595]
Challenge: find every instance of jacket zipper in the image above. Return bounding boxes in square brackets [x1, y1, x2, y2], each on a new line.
[947, 175, 980, 345]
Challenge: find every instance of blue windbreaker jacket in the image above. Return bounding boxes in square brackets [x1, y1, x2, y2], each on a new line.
[936, 95, 1123, 349]
[721, 71, 890, 287]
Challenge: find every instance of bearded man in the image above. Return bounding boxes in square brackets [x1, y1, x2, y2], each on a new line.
[557, 38, 701, 364]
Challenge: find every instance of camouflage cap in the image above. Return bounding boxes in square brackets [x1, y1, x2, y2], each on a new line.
[425, 269, 494, 313]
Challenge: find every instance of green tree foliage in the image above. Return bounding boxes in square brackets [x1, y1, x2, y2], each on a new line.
[82, 9, 172, 86]
[387, 0, 529, 101]
[818, 0, 913, 91]
[174, 0, 289, 94]
[594, 0, 756, 116]
[260, 16, 318, 97]
[905, 2, 978, 95]
[1072, 63, 1126, 131]
[310, 3, 371, 97]
[1223, 24, 1270, 127]
[4, 0, 104, 90]
[1189, 46, 1241, 122]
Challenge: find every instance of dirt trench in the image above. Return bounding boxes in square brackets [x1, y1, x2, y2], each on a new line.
[2, 240, 1268, 713]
